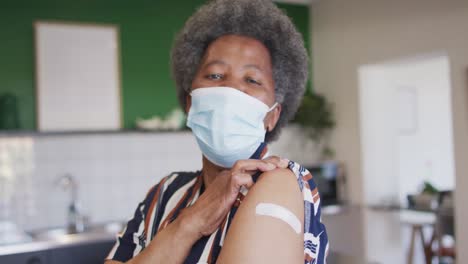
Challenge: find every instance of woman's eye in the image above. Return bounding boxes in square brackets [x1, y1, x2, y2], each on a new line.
[206, 73, 223, 80]
[246, 77, 261, 86]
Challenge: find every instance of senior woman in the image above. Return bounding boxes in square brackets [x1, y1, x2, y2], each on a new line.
[105, 0, 328, 263]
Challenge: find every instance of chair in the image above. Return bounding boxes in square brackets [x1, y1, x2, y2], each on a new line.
[432, 191, 455, 263]
[404, 191, 455, 264]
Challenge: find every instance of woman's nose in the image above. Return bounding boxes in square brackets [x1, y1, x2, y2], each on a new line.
[221, 77, 247, 93]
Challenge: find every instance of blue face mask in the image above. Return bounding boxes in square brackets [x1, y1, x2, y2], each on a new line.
[187, 87, 277, 168]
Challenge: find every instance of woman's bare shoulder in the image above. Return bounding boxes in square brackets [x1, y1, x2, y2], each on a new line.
[217, 168, 304, 263]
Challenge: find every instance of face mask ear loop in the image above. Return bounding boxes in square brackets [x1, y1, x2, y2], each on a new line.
[268, 102, 278, 112]
[265, 102, 278, 131]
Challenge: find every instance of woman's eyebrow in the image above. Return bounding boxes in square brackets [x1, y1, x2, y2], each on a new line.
[243, 64, 264, 73]
[203, 59, 226, 68]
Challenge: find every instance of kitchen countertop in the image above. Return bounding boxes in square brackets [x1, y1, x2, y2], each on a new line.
[1, 234, 374, 263]
[0, 231, 115, 256]
[1, 205, 373, 263]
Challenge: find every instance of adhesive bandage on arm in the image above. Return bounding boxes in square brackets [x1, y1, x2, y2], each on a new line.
[255, 203, 301, 234]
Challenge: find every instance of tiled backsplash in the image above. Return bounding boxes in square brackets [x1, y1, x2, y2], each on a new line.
[1, 132, 202, 232]
[0, 125, 317, 232]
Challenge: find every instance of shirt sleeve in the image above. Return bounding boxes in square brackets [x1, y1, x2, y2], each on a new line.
[105, 181, 162, 262]
[286, 160, 330, 264]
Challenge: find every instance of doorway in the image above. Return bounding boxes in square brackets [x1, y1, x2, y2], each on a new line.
[358, 54, 455, 263]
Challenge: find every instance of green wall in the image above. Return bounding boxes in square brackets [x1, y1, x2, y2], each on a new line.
[277, 3, 312, 92]
[0, 1, 310, 130]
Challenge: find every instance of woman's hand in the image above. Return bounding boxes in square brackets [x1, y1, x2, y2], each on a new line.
[112, 156, 290, 264]
[180, 157, 289, 239]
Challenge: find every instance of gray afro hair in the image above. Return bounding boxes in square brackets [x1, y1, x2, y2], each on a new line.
[171, 0, 308, 142]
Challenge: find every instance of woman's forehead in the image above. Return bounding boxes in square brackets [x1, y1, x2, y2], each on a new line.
[201, 35, 272, 71]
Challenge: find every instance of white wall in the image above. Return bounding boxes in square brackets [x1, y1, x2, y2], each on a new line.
[358, 65, 398, 205]
[269, 124, 322, 165]
[311, 0, 468, 259]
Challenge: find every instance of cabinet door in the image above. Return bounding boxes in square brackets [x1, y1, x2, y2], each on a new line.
[50, 240, 115, 264]
[0, 250, 50, 264]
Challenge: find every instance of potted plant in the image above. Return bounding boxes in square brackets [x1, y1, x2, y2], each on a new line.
[292, 90, 335, 160]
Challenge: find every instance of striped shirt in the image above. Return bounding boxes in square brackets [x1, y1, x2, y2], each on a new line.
[106, 160, 329, 263]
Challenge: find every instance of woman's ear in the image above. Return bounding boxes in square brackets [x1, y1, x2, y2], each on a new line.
[185, 94, 192, 114]
[265, 104, 281, 132]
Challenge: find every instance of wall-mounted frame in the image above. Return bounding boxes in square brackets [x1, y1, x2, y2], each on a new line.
[395, 85, 418, 135]
[34, 20, 122, 131]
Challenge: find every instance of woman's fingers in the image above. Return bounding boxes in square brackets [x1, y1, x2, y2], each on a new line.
[188, 157, 290, 236]
[228, 158, 290, 191]
[229, 157, 290, 193]
[231, 172, 255, 189]
[230, 157, 289, 179]
[263, 156, 290, 169]
[232, 159, 276, 173]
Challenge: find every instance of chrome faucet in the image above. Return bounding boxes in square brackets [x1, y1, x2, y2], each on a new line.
[56, 173, 87, 233]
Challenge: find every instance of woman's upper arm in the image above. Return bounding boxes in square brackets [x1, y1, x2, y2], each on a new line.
[218, 168, 304, 264]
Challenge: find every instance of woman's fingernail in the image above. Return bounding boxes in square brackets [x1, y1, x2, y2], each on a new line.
[280, 158, 289, 168]
[266, 163, 276, 170]
[240, 185, 248, 195]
